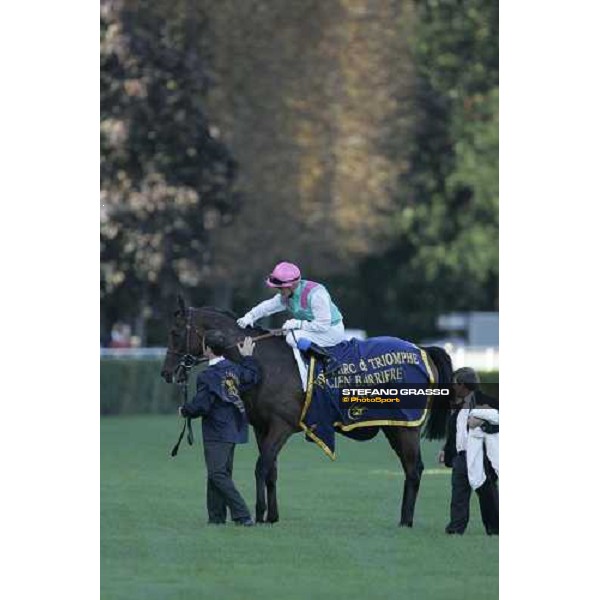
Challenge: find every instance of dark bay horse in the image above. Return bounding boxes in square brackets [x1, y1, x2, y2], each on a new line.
[160, 298, 452, 526]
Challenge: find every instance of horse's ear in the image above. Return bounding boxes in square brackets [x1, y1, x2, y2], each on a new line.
[176, 294, 186, 315]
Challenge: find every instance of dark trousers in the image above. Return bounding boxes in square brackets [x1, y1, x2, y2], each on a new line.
[446, 452, 499, 535]
[203, 441, 251, 523]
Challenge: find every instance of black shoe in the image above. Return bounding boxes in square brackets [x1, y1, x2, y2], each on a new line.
[207, 521, 226, 526]
[445, 527, 465, 535]
[234, 518, 255, 527]
[486, 529, 499, 536]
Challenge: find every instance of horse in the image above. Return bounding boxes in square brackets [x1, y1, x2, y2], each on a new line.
[160, 297, 452, 526]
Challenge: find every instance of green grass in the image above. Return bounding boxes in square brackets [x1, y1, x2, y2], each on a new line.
[101, 416, 498, 600]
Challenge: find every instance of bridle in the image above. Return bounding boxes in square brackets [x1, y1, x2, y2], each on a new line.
[168, 308, 207, 457]
[165, 308, 208, 384]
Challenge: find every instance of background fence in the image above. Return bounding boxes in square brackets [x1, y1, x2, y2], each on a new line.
[100, 347, 499, 415]
[444, 345, 499, 371]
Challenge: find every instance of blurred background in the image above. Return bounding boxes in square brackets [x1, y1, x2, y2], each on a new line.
[100, 0, 498, 371]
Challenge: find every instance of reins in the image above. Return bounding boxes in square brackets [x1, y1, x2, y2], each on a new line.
[229, 329, 285, 346]
[170, 380, 195, 457]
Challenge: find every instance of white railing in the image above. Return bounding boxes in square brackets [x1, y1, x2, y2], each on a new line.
[100, 343, 499, 371]
[444, 345, 499, 371]
[100, 347, 167, 359]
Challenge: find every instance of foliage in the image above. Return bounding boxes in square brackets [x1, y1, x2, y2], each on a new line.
[100, 0, 499, 343]
[100, 0, 239, 341]
[335, 0, 499, 340]
[200, 0, 417, 288]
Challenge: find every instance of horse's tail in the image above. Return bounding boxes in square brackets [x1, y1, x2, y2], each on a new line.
[421, 345, 453, 440]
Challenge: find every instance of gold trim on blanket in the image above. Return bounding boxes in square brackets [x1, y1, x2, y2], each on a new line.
[333, 413, 428, 432]
[299, 348, 436, 460]
[299, 356, 337, 460]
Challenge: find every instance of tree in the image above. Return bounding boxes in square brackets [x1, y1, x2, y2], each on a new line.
[100, 0, 239, 343]
[199, 0, 417, 293]
[335, 0, 499, 340]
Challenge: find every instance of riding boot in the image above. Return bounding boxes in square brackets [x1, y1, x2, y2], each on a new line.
[291, 347, 308, 391]
[304, 343, 331, 364]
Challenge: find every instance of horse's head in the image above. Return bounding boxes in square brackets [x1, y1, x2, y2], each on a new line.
[160, 298, 243, 383]
[160, 296, 203, 383]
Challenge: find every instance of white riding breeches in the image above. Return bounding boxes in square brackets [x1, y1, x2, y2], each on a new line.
[285, 323, 346, 391]
[285, 322, 346, 349]
[467, 428, 499, 490]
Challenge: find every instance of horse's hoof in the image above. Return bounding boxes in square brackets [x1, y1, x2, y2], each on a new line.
[398, 522, 413, 528]
[266, 516, 279, 524]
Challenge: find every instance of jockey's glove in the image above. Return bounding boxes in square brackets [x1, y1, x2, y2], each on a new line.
[282, 319, 302, 331]
[237, 315, 254, 328]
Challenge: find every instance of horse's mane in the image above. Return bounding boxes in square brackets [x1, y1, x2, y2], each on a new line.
[195, 305, 271, 335]
[197, 305, 238, 319]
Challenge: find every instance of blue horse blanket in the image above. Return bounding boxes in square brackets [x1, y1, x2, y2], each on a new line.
[299, 337, 435, 459]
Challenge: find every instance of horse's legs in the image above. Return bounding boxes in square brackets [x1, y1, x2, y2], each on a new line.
[383, 427, 423, 527]
[255, 417, 294, 523]
[265, 459, 280, 523]
[253, 428, 268, 523]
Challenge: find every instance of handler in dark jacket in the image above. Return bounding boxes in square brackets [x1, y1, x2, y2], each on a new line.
[179, 331, 261, 526]
[439, 367, 499, 535]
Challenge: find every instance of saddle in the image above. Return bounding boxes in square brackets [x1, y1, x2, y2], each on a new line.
[296, 339, 332, 368]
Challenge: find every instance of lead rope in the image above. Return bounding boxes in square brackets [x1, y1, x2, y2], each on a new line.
[170, 376, 195, 457]
[171, 310, 200, 457]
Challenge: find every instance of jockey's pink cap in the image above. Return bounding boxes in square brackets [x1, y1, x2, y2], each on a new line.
[266, 262, 301, 288]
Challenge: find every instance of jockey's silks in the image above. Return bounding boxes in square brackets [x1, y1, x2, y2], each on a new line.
[284, 280, 343, 324]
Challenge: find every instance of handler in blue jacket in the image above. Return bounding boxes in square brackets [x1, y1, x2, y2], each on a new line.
[179, 330, 261, 526]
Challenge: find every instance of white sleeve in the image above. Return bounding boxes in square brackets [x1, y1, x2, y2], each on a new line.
[469, 408, 499, 425]
[246, 295, 286, 322]
[300, 288, 332, 333]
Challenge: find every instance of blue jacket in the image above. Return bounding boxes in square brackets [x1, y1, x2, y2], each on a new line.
[181, 357, 261, 444]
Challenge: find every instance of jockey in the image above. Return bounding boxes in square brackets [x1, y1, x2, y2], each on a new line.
[237, 262, 345, 390]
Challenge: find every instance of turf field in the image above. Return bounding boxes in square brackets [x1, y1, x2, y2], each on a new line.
[101, 415, 498, 600]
